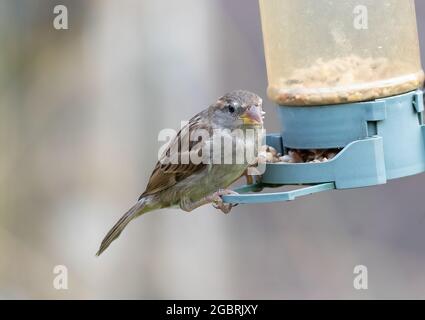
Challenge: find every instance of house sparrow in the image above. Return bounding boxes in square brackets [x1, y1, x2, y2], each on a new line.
[97, 90, 264, 255]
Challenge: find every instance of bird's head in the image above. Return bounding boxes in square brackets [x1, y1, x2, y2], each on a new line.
[209, 90, 264, 130]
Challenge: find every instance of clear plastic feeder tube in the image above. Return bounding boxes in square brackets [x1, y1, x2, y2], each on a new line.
[259, 0, 424, 106]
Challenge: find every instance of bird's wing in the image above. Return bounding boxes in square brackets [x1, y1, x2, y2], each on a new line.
[140, 112, 210, 198]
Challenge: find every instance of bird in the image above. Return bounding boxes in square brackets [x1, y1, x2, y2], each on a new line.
[96, 90, 265, 256]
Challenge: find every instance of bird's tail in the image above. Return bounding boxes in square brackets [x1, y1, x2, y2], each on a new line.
[96, 197, 151, 256]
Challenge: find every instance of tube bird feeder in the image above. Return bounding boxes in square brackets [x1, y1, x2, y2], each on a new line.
[223, 0, 425, 204]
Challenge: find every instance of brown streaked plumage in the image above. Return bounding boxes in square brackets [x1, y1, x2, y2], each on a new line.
[97, 90, 264, 256]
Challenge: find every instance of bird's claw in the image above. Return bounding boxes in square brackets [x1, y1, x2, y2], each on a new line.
[211, 189, 239, 214]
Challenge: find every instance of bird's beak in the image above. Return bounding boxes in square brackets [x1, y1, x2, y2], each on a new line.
[240, 106, 264, 125]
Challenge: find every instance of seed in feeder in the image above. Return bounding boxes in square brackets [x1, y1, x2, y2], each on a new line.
[326, 152, 337, 160]
[268, 55, 425, 106]
[280, 155, 293, 163]
[274, 148, 342, 164]
[258, 152, 272, 164]
[259, 145, 278, 156]
[258, 145, 281, 164]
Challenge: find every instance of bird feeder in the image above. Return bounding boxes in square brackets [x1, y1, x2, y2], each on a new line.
[223, 0, 425, 204]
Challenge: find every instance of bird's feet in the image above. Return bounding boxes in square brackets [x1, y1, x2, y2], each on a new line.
[211, 189, 239, 214]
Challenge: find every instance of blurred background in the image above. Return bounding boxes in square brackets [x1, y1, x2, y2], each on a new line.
[1, 0, 425, 299]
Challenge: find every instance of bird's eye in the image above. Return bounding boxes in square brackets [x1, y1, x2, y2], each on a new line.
[228, 106, 235, 113]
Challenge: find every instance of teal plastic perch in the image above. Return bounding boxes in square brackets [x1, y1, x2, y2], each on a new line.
[222, 182, 335, 205]
[223, 90, 425, 204]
